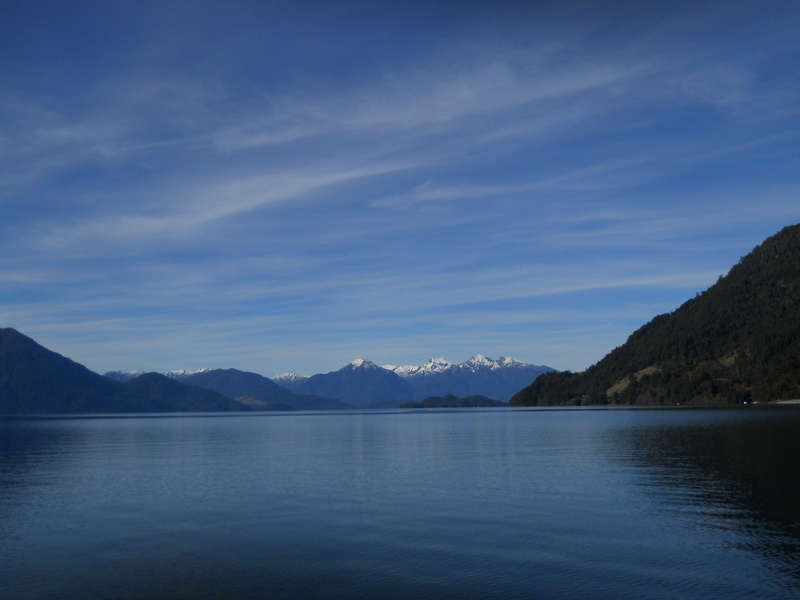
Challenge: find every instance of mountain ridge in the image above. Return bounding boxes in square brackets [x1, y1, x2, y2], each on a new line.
[105, 353, 552, 408]
[0, 328, 252, 413]
[274, 354, 554, 403]
[510, 224, 800, 406]
[389, 354, 553, 402]
[284, 359, 414, 408]
[107, 367, 352, 410]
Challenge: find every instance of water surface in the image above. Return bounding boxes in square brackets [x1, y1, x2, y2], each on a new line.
[2, 407, 798, 599]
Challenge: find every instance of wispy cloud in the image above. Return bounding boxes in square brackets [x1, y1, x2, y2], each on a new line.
[2, 1, 798, 375]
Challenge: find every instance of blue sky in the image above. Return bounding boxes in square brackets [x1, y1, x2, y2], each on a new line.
[2, 1, 799, 377]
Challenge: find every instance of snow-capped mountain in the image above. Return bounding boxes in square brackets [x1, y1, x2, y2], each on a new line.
[104, 369, 146, 382]
[275, 355, 554, 405]
[347, 358, 383, 370]
[107, 354, 554, 408]
[164, 368, 212, 381]
[384, 357, 454, 377]
[461, 354, 496, 370]
[280, 358, 414, 408]
[386, 355, 554, 402]
[272, 372, 309, 387]
[104, 368, 212, 382]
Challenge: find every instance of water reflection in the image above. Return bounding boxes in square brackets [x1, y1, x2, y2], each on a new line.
[0, 419, 89, 499]
[2, 409, 799, 599]
[610, 407, 800, 586]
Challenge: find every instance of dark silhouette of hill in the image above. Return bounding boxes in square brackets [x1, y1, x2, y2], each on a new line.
[511, 224, 800, 406]
[0, 328, 251, 413]
[401, 394, 508, 408]
[293, 359, 414, 408]
[179, 368, 352, 410]
[182, 368, 287, 398]
[122, 372, 248, 412]
[0, 328, 145, 413]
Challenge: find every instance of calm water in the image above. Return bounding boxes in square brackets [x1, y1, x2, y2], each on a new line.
[1, 406, 799, 599]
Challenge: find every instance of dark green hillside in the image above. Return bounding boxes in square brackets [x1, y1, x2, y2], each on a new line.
[511, 224, 800, 406]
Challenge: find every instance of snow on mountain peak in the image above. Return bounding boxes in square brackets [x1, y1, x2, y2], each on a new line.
[273, 372, 307, 382]
[349, 358, 378, 369]
[114, 369, 144, 377]
[464, 354, 494, 369]
[165, 368, 211, 380]
[388, 355, 536, 377]
[494, 356, 524, 368]
[425, 357, 453, 370]
[389, 357, 453, 376]
[389, 364, 421, 376]
[103, 369, 145, 382]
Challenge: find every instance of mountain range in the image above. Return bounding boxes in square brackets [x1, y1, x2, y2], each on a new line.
[109, 355, 553, 409]
[6, 224, 797, 413]
[273, 355, 552, 405]
[0, 328, 250, 413]
[272, 358, 415, 408]
[389, 355, 553, 402]
[105, 368, 352, 410]
[0, 330, 359, 413]
[511, 223, 800, 406]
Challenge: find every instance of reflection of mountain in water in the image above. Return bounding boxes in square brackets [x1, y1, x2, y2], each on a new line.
[612, 407, 800, 585]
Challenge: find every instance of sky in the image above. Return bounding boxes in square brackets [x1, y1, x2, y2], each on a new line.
[1, 1, 799, 377]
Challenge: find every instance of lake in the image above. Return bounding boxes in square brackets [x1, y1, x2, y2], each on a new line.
[2, 406, 799, 599]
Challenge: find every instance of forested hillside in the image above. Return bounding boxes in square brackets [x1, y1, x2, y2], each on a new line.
[511, 224, 800, 406]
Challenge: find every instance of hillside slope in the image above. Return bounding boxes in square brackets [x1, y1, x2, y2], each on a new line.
[511, 224, 800, 406]
[293, 359, 414, 408]
[0, 328, 147, 413]
[122, 373, 248, 412]
[0, 328, 252, 413]
[179, 368, 352, 410]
